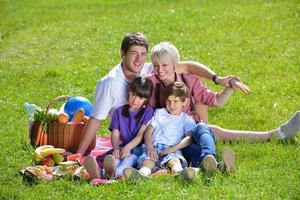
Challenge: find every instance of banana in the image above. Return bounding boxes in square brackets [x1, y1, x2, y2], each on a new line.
[40, 148, 65, 158]
[57, 161, 77, 166]
[33, 145, 54, 161]
[35, 145, 54, 153]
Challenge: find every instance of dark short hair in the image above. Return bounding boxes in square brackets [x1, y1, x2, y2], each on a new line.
[121, 32, 149, 54]
[129, 77, 153, 100]
[164, 81, 190, 102]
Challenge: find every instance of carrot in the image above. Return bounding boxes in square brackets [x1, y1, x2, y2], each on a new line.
[34, 124, 43, 146]
[42, 132, 48, 145]
[39, 130, 44, 146]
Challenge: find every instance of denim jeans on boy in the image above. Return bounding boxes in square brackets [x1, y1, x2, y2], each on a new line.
[137, 143, 188, 168]
[182, 123, 216, 167]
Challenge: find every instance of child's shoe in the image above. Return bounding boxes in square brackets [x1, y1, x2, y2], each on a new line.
[177, 167, 196, 181]
[123, 167, 141, 179]
[279, 111, 300, 139]
[221, 147, 236, 173]
[123, 167, 148, 180]
[84, 156, 100, 179]
[139, 166, 152, 177]
[201, 155, 217, 175]
[103, 154, 116, 179]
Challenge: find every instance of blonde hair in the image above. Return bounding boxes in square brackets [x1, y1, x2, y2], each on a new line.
[150, 42, 180, 68]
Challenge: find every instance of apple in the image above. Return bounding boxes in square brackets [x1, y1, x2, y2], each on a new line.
[53, 154, 64, 164]
[41, 155, 55, 167]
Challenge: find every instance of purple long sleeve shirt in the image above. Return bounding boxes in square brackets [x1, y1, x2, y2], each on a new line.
[109, 105, 154, 146]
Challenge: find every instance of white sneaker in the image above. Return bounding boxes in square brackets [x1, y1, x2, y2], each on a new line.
[178, 167, 196, 181]
[201, 155, 217, 175]
[280, 111, 300, 139]
[221, 147, 236, 173]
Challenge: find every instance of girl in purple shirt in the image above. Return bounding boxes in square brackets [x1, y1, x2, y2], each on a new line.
[85, 77, 154, 181]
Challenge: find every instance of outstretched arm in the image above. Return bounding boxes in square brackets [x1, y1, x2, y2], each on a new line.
[215, 79, 251, 107]
[215, 87, 235, 107]
[176, 61, 216, 80]
[177, 61, 250, 93]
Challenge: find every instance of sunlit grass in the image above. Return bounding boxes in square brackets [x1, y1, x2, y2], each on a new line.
[0, 0, 299, 199]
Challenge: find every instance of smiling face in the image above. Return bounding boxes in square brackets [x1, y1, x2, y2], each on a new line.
[121, 45, 147, 78]
[128, 91, 147, 111]
[150, 42, 180, 83]
[152, 57, 175, 83]
[165, 95, 186, 115]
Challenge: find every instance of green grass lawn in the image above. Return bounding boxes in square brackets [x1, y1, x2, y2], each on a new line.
[0, 0, 299, 199]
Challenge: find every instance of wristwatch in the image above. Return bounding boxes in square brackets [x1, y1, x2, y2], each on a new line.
[212, 74, 218, 85]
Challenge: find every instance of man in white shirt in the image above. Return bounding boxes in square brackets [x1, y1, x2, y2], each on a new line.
[76, 32, 248, 155]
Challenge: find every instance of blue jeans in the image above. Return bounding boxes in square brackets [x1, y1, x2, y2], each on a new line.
[182, 123, 216, 167]
[137, 143, 187, 168]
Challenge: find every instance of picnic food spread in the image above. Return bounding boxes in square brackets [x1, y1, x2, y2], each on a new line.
[27, 96, 95, 152]
[22, 96, 95, 183]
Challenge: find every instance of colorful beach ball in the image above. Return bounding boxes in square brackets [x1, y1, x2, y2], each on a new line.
[64, 96, 92, 121]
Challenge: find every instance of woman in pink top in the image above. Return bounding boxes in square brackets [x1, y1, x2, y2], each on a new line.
[147, 42, 299, 142]
[147, 42, 243, 123]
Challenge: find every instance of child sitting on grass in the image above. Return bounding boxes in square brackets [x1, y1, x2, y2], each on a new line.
[123, 82, 235, 181]
[84, 77, 154, 182]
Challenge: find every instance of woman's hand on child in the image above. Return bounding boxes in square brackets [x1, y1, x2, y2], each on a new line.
[120, 147, 131, 159]
[160, 147, 176, 156]
[147, 148, 158, 161]
[113, 149, 120, 158]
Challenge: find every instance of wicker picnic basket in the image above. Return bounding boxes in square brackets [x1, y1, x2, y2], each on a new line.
[29, 95, 95, 153]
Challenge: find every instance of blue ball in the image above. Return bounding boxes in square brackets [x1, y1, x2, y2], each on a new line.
[64, 96, 92, 121]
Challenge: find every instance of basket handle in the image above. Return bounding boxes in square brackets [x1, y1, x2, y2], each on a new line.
[46, 95, 72, 113]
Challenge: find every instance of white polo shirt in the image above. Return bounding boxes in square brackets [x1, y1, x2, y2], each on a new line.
[91, 62, 153, 120]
